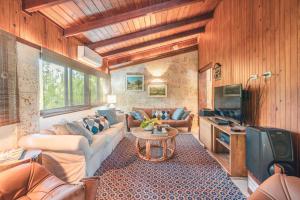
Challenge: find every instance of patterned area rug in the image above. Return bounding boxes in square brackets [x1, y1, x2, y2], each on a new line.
[95, 134, 245, 200]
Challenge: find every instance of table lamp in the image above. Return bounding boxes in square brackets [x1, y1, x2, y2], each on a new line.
[107, 94, 117, 109]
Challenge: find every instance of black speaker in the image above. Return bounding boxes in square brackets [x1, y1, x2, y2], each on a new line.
[246, 127, 296, 182]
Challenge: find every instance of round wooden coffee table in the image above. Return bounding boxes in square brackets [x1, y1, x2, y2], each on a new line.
[131, 127, 178, 162]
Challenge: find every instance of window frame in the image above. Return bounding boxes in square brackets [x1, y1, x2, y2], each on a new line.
[40, 60, 107, 118]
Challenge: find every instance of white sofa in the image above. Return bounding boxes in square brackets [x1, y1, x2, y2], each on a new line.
[18, 122, 125, 183]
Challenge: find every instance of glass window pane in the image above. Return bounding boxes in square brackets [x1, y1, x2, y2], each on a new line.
[71, 70, 84, 106]
[42, 62, 65, 109]
[90, 75, 98, 105]
[99, 78, 105, 103]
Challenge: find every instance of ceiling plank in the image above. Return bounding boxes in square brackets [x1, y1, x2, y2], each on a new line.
[88, 11, 213, 50]
[108, 38, 198, 67]
[64, 0, 204, 37]
[110, 45, 198, 71]
[101, 27, 204, 57]
[23, 0, 70, 12]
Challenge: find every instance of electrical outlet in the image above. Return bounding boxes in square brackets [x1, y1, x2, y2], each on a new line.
[249, 74, 258, 80]
[262, 71, 272, 79]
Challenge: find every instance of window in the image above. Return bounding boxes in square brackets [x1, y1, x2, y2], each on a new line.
[42, 62, 65, 110]
[40, 49, 108, 116]
[99, 78, 106, 103]
[71, 70, 85, 106]
[89, 75, 98, 105]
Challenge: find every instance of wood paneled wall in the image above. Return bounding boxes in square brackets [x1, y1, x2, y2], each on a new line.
[198, 0, 300, 175]
[0, 0, 82, 60]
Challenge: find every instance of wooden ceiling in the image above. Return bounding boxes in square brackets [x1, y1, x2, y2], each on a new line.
[22, 0, 220, 70]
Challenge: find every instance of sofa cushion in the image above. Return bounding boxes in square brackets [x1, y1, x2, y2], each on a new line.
[136, 110, 150, 120]
[97, 109, 118, 125]
[90, 134, 110, 155]
[130, 111, 144, 121]
[91, 122, 123, 154]
[83, 118, 99, 134]
[161, 110, 170, 120]
[151, 110, 170, 119]
[66, 122, 93, 145]
[53, 124, 71, 135]
[83, 117, 110, 134]
[172, 108, 185, 120]
[133, 108, 152, 118]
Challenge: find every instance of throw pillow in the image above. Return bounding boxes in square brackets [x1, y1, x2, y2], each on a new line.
[83, 118, 99, 134]
[53, 124, 71, 135]
[130, 111, 144, 121]
[152, 110, 162, 118]
[136, 110, 150, 120]
[65, 122, 93, 145]
[181, 110, 191, 120]
[97, 109, 118, 125]
[172, 108, 185, 120]
[161, 110, 170, 120]
[94, 116, 110, 131]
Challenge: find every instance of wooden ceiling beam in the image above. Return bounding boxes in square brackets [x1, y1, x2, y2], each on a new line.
[110, 45, 198, 71]
[22, 0, 70, 12]
[64, 0, 204, 37]
[108, 38, 198, 67]
[88, 11, 213, 50]
[101, 27, 204, 57]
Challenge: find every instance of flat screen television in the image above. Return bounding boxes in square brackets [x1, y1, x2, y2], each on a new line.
[214, 84, 243, 124]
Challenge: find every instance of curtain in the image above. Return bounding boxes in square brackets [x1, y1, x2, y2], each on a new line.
[0, 30, 19, 126]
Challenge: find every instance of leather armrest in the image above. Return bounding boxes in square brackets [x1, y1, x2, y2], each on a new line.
[80, 177, 99, 200]
[186, 114, 194, 122]
[126, 114, 141, 128]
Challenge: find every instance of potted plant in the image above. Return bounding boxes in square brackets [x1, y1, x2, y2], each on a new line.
[140, 118, 161, 131]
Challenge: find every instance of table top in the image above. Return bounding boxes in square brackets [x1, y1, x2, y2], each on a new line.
[131, 127, 178, 140]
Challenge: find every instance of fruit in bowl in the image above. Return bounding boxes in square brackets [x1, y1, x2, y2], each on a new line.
[140, 118, 161, 131]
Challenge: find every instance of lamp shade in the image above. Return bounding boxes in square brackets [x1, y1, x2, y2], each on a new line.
[107, 95, 117, 104]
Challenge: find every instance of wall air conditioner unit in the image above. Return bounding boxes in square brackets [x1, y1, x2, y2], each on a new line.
[78, 46, 102, 68]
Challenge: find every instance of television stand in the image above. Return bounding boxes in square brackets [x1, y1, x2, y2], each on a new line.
[208, 117, 230, 125]
[199, 117, 247, 177]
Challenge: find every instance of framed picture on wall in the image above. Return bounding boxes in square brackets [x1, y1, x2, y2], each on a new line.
[148, 83, 167, 97]
[126, 74, 144, 91]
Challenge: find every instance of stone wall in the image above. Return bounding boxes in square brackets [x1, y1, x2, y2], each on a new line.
[16, 42, 40, 137]
[0, 42, 40, 150]
[111, 51, 199, 126]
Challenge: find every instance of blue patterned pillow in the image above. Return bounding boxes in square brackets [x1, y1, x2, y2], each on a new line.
[161, 110, 170, 120]
[172, 108, 185, 120]
[83, 118, 99, 134]
[130, 111, 144, 121]
[152, 110, 161, 118]
[97, 109, 118, 125]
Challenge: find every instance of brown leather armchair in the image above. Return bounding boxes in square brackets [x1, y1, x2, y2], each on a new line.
[0, 162, 99, 200]
[249, 173, 300, 200]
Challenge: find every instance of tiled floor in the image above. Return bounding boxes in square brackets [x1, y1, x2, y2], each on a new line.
[231, 177, 249, 197]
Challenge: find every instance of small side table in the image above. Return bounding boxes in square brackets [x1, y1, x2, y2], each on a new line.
[0, 149, 42, 172]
